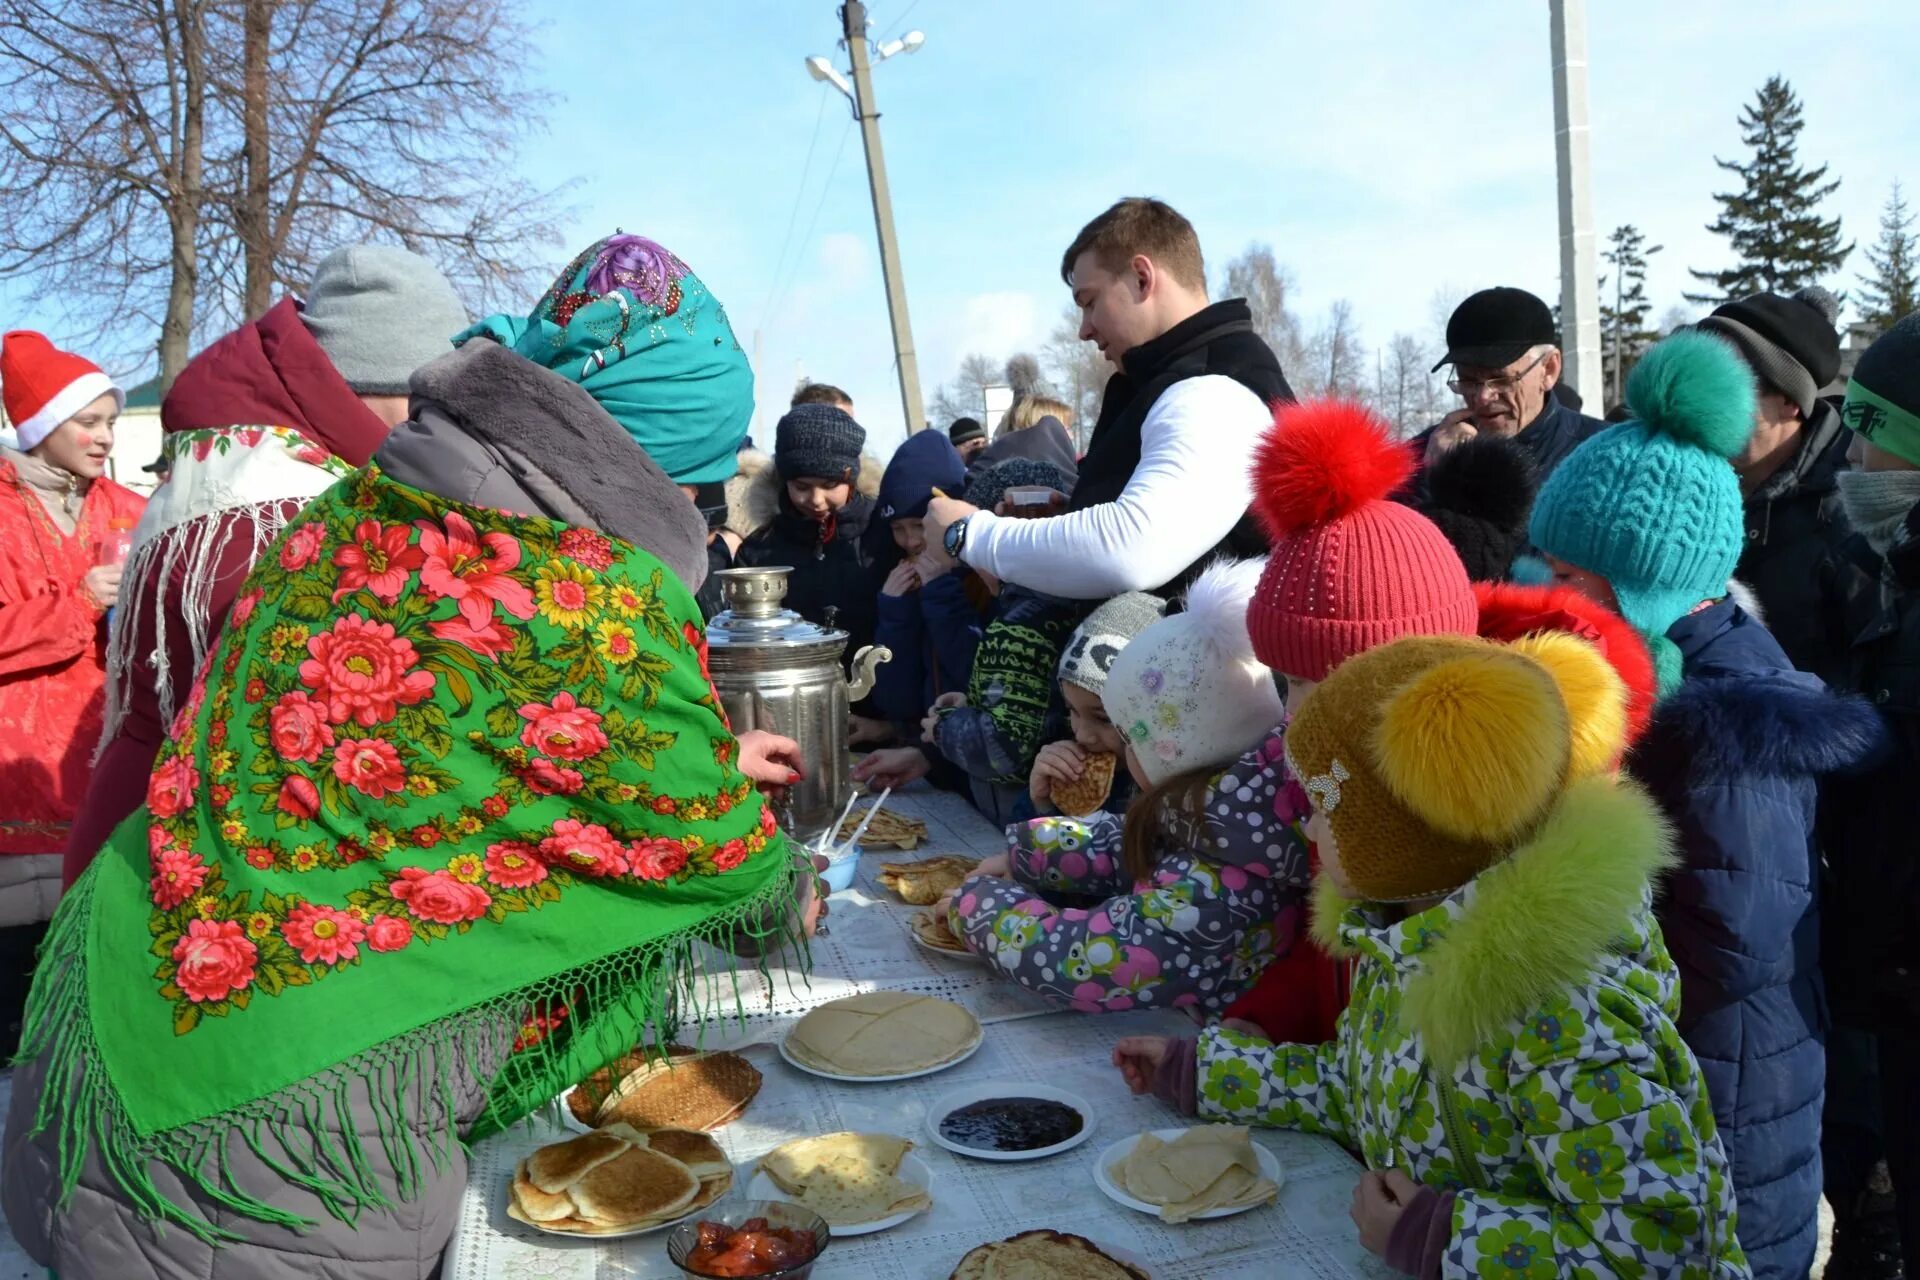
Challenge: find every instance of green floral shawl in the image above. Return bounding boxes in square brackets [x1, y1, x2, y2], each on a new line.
[22, 467, 798, 1237]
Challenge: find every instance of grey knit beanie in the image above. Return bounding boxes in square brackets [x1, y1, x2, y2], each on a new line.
[1057, 591, 1168, 695]
[301, 245, 469, 395]
[773, 402, 866, 480]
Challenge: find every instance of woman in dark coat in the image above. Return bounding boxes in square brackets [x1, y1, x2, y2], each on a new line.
[1528, 330, 1882, 1280]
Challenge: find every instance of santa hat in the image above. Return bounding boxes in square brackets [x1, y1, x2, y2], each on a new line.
[1245, 400, 1477, 681]
[2, 331, 122, 451]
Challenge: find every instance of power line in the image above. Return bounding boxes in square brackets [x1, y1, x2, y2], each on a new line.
[761, 117, 855, 331]
[757, 89, 831, 331]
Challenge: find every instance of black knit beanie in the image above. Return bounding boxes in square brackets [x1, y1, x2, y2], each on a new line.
[774, 403, 866, 481]
[948, 416, 985, 447]
[964, 458, 1072, 513]
[1696, 288, 1842, 416]
[1406, 433, 1539, 583]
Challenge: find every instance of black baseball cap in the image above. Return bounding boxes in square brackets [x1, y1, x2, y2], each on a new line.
[141, 454, 169, 474]
[1433, 287, 1558, 372]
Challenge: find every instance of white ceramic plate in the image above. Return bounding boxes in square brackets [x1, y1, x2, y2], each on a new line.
[909, 926, 984, 964]
[1092, 1129, 1284, 1222]
[923, 1081, 1095, 1162]
[745, 1150, 933, 1237]
[513, 1166, 736, 1240]
[778, 1024, 983, 1083]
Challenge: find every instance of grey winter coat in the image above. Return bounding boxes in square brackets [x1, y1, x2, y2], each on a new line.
[0, 336, 711, 1280]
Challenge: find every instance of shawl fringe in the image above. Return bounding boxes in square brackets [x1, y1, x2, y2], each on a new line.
[17, 863, 806, 1242]
[101, 502, 300, 752]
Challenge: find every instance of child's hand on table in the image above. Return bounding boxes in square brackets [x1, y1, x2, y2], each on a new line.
[973, 852, 1010, 879]
[1351, 1168, 1421, 1257]
[1111, 1035, 1176, 1096]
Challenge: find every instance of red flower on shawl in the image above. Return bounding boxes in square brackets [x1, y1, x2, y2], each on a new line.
[629, 838, 688, 882]
[332, 738, 407, 798]
[172, 919, 258, 1003]
[481, 794, 510, 819]
[366, 916, 413, 953]
[146, 756, 199, 819]
[230, 589, 264, 627]
[415, 512, 536, 629]
[278, 774, 320, 820]
[517, 692, 608, 762]
[484, 842, 548, 888]
[150, 847, 209, 909]
[758, 805, 777, 837]
[211, 783, 233, 808]
[558, 527, 615, 571]
[332, 520, 424, 605]
[539, 819, 628, 878]
[245, 846, 275, 870]
[244, 679, 268, 704]
[270, 691, 336, 763]
[389, 866, 491, 924]
[281, 903, 366, 965]
[651, 796, 677, 816]
[411, 825, 441, 848]
[279, 522, 327, 573]
[521, 759, 584, 795]
[299, 614, 436, 727]
[682, 621, 715, 683]
[427, 614, 516, 661]
[713, 839, 750, 872]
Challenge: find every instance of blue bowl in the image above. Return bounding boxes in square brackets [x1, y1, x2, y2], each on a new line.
[819, 847, 861, 894]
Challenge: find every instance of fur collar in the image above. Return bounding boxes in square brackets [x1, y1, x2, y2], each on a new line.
[1309, 775, 1676, 1067]
[739, 450, 884, 538]
[1645, 672, 1886, 783]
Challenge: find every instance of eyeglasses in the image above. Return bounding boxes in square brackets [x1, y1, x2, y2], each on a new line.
[1447, 350, 1549, 398]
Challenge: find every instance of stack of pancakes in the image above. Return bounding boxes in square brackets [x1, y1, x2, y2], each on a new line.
[951, 1230, 1149, 1278]
[785, 992, 981, 1077]
[839, 806, 928, 850]
[878, 855, 978, 905]
[508, 1124, 732, 1235]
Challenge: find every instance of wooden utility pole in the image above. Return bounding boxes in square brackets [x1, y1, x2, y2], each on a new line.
[839, 1, 927, 434]
[1550, 0, 1601, 408]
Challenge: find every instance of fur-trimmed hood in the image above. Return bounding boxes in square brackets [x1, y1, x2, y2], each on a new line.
[1309, 774, 1676, 1066]
[732, 448, 882, 539]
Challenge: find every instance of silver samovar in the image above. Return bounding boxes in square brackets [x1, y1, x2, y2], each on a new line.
[705, 566, 890, 843]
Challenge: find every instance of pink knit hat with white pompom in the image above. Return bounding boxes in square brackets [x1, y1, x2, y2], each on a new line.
[1102, 558, 1283, 786]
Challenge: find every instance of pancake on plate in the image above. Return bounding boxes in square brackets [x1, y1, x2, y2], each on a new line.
[910, 908, 970, 954]
[756, 1131, 931, 1228]
[507, 1125, 734, 1235]
[879, 855, 979, 905]
[785, 991, 980, 1077]
[1112, 1125, 1277, 1224]
[950, 1229, 1150, 1279]
[839, 806, 929, 850]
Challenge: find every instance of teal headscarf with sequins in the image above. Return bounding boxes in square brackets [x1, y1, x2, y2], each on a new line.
[459, 234, 753, 485]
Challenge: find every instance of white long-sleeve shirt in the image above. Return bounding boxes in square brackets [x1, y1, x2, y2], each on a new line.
[962, 374, 1270, 598]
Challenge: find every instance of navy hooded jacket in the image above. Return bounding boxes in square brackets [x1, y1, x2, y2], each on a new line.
[868, 431, 982, 725]
[1628, 598, 1882, 1280]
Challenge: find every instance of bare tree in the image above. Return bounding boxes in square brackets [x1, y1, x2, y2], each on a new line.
[926, 351, 1000, 428]
[1301, 300, 1365, 400]
[1374, 332, 1441, 437]
[209, 0, 567, 329]
[0, 0, 567, 386]
[1042, 305, 1107, 449]
[0, 0, 213, 380]
[1658, 304, 1697, 336]
[1222, 243, 1306, 374]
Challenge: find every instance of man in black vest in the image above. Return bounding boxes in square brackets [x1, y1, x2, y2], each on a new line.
[922, 198, 1292, 601]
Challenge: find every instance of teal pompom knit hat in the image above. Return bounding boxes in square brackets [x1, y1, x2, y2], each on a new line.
[1527, 329, 1756, 693]
[458, 233, 752, 485]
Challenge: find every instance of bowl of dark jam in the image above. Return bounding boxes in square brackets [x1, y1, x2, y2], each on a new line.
[925, 1082, 1093, 1162]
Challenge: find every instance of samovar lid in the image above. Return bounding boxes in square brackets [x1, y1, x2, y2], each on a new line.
[706, 566, 848, 652]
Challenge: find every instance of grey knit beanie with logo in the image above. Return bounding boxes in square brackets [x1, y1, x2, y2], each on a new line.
[301, 245, 470, 396]
[1057, 592, 1169, 696]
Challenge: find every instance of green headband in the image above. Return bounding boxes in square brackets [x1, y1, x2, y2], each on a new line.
[1844, 379, 1920, 468]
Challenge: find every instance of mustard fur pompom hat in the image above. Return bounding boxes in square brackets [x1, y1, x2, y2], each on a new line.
[1284, 632, 1628, 902]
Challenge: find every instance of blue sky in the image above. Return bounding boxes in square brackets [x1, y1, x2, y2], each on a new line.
[9, 2, 1917, 457]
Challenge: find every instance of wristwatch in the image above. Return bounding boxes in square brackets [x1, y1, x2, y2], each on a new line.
[942, 513, 971, 562]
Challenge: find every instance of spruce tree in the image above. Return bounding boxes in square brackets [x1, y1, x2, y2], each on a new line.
[1858, 180, 1919, 329]
[1600, 225, 1662, 410]
[1687, 76, 1852, 304]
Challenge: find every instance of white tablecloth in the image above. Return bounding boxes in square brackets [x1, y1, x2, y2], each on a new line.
[443, 788, 1391, 1280]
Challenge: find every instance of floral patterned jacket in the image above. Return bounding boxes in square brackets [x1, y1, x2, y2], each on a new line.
[948, 732, 1310, 1015]
[1196, 777, 1751, 1279]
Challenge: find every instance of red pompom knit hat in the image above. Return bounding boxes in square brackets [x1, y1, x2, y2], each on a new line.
[1247, 400, 1477, 680]
[1, 330, 122, 452]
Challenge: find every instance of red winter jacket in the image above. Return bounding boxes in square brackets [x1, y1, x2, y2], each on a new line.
[0, 462, 143, 893]
[62, 300, 387, 884]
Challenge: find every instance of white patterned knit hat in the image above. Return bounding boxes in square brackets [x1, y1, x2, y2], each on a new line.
[1103, 559, 1282, 786]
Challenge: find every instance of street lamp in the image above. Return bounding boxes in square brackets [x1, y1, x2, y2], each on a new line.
[803, 3, 927, 434]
